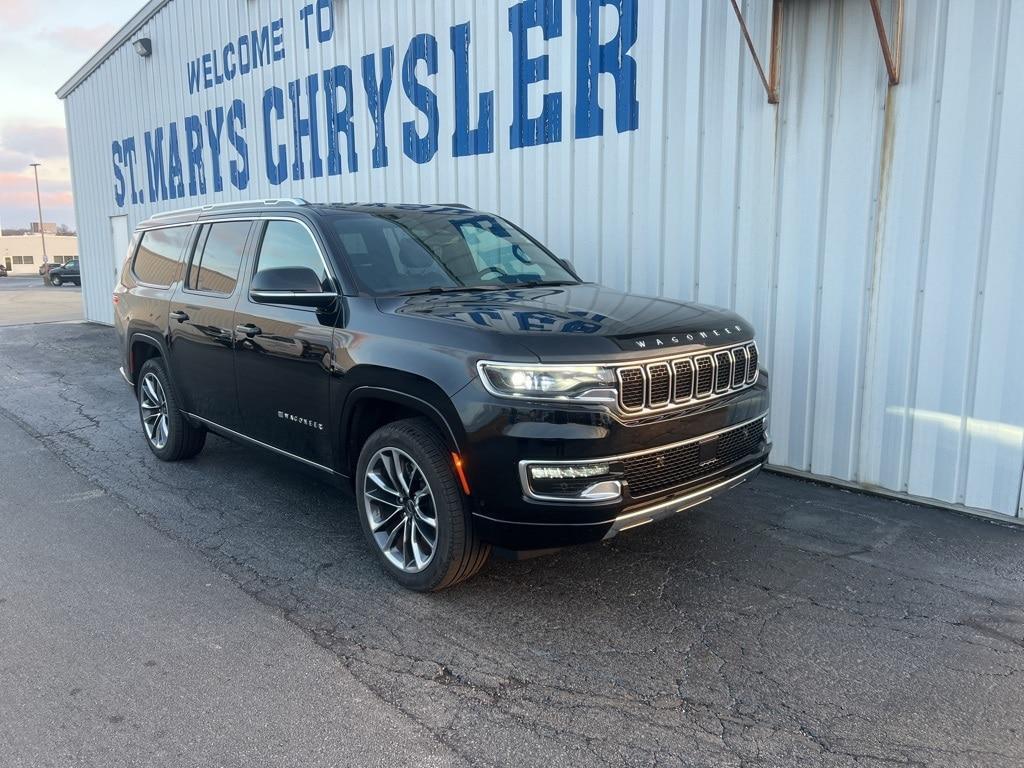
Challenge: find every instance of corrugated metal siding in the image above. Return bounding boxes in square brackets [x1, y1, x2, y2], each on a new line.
[64, 0, 1024, 519]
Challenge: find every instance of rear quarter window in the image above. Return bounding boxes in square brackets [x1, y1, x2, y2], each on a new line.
[133, 226, 191, 287]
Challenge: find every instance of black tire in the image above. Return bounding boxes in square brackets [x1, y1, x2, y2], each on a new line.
[355, 418, 490, 591]
[137, 357, 206, 461]
[50, 274, 62, 286]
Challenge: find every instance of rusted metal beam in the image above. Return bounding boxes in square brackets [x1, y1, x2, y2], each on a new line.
[869, 0, 904, 85]
[729, 0, 783, 104]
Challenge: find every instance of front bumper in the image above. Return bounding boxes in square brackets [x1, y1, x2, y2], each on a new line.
[453, 373, 771, 550]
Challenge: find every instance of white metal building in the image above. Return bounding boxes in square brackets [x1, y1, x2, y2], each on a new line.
[59, 0, 1024, 522]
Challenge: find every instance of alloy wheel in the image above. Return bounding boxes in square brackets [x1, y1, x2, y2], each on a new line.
[363, 447, 438, 573]
[139, 372, 170, 449]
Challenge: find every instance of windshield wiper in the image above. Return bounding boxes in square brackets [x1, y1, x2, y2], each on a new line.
[397, 286, 500, 296]
[512, 280, 579, 288]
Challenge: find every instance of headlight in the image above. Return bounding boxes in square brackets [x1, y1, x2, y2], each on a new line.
[477, 362, 617, 402]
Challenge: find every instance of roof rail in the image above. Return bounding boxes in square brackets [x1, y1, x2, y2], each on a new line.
[150, 198, 308, 220]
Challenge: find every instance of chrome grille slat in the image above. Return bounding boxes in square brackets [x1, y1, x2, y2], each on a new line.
[673, 359, 694, 402]
[714, 351, 733, 392]
[615, 342, 760, 414]
[647, 363, 672, 406]
[746, 342, 759, 383]
[695, 355, 714, 397]
[617, 367, 645, 411]
[732, 347, 748, 387]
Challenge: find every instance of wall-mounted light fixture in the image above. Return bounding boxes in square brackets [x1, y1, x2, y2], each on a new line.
[133, 38, 152, 57]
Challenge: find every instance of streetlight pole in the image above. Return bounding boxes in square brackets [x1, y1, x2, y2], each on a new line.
[29, 163, 48, 274]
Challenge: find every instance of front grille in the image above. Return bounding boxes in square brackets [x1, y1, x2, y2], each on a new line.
[618, 367, 645, 410]
[746, 345, 759, 382]
[732, 347, 748, 387]
[714, 351, 733, 392]
[648, 363, 671, 406]
[695, 356, 714, 396]
[623, 419, 765, 497]
[615, 342, 759, 413]
[673, 359, 694, 400]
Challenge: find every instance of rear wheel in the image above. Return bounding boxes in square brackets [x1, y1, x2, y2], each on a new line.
[356, 418, 490, 591]
[137, 358, 206, 461]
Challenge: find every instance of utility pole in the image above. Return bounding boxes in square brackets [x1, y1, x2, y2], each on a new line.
[30, 163, 48, 274]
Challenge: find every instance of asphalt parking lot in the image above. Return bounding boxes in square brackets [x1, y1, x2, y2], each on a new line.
[0, 322, 1021, 767]
[0, 276, 83, 326]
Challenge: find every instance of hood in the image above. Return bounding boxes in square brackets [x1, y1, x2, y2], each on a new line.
[376, 283, 754, 361]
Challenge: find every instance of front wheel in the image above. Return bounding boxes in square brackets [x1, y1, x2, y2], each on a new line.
[50, 274, 62, 286]
[356, 418, 490, 591]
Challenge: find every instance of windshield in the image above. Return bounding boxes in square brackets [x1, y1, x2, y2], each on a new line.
[328, 210, 579, 295]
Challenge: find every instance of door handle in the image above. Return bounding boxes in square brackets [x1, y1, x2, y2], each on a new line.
[235, 323, 262, 338]
[169, 310, 189, 323]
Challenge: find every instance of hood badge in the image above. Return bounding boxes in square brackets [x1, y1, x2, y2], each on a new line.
[630, 325, 745, 350]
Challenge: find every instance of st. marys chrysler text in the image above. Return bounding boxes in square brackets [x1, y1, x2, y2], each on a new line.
[114, 200, 770, 590]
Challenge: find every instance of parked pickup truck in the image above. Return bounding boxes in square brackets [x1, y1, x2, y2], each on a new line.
[114, 199, 771, 590]
[47, 260, 80, 286]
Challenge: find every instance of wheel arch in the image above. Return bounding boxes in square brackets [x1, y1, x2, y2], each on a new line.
[339, 378, 467, 479]
[127, 331, 182, 396]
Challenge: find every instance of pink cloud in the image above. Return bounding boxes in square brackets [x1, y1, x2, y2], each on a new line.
[0, 172, 72, 209]
[51, 24, 118, 53]
[0, 0, 34, 29]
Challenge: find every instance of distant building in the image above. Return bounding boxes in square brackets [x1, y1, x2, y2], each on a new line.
[30, 222, 58, 235]
[0, 233, 78, 276]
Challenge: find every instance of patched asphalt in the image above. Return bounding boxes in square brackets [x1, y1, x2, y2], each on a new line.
[0, 321, 1021, 767]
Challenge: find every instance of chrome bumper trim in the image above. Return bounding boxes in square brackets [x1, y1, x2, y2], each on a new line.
[119, 366, 133, 387]
[603, 463, 762, 539]
[518, 411, 768, 502]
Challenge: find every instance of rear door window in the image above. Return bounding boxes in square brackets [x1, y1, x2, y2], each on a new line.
[133, 226, 191, 287]
[187, 221, 252, 295]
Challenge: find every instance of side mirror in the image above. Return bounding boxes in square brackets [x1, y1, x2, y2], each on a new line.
[250, 267, 337, 309]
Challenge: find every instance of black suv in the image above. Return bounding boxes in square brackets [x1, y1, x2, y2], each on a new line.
[48, 259, 81, 286]
[115, 200, 770, 590]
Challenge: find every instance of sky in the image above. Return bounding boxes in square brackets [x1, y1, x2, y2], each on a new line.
[0, 0, 141, 231]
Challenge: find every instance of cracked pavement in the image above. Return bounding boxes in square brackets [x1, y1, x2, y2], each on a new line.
[0, 322, 1021, 767]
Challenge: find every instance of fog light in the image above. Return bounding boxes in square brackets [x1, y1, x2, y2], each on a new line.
[523, 462, 623, 502]
[529, 463, 610, 480]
